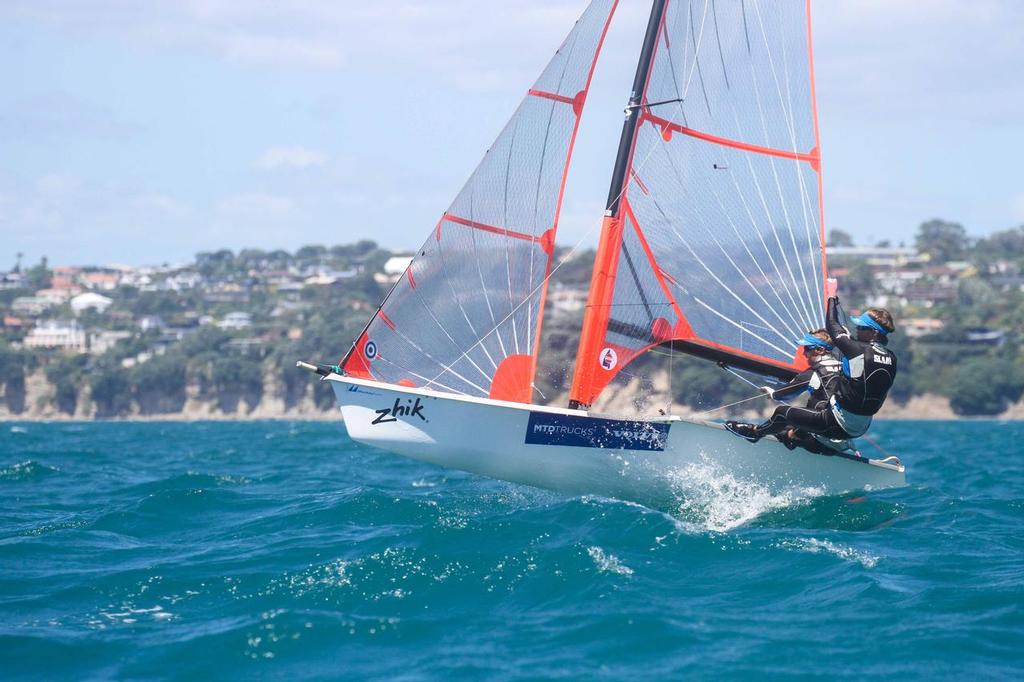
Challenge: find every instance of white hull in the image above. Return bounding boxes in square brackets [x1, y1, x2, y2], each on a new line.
[330, 376, 904, 506]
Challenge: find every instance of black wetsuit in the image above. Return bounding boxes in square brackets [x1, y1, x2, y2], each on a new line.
[751, 297, 898, 442]
[752, 354, 848, 442]
[824, 297, 898, 418]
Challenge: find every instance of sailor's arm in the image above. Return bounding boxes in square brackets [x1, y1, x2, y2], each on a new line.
[825, 296, 862, 359]
[768, 369, 817, 400]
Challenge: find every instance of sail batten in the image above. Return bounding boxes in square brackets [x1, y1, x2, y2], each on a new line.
[570, 0, 827, 408]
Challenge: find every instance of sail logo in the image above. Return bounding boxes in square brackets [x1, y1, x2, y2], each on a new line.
[600, 347, 618, 370]
[525, 413, 668, 451]
[364, 340, 378, 360]
[372, 397, 427, 425]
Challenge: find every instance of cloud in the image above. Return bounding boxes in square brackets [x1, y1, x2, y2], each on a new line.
[216, 192, 293, 217]
[255, 145, 328, 171]
[222, 34, 343, 68]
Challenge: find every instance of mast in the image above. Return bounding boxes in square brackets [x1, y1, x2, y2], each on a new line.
[604, 0, 668, 219]
[568, 0, 668, 409]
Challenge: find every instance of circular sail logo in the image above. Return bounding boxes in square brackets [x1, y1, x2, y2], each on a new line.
[364, 340, 378, 360]
[599, 347, 617, 370]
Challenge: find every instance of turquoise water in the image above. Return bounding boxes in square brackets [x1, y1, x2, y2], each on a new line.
[2, 421, 1022, 680]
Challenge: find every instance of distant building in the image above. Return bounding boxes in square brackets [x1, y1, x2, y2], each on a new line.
[374, 256, 414, 285]
[82, 272, 119, 290]
[827, 246, 927, 268]
[89, 330, 133, 354]
[549, 284, 587, 313]
[903, 318, 945, 338]
[138, 315, 166, 332]
[11, 296, 52, 316]
[23, 320, 88, 352]
[70, 292, 113, 315]
[217, 311, 252, 330]
[0, 271, 23, 290]
[36, 287, 80, 305]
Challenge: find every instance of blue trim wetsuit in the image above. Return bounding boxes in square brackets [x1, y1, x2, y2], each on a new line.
[824, 297, 898, 428]
[730, 298, 898, 445]
[748, 352, 849, 442]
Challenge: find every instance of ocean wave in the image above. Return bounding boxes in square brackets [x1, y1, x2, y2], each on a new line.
[0, 460, 60, 481]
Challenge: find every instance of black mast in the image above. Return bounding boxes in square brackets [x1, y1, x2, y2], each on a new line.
[604, 0, 668, 218]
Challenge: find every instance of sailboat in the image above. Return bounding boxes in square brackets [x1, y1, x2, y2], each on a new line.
[304, 0, 905, 503]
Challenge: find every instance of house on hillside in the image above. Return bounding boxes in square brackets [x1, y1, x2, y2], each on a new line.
[71, 292, 113, 315]
[374, 256, 414, 285]
[79, 271, 120, 291]
[23, 320, 88, 353]
[11, 296, 52, 317]
[217, 312, 252, 330]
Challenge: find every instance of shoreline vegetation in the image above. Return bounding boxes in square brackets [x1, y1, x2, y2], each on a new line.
[3, 219, 1024, 422]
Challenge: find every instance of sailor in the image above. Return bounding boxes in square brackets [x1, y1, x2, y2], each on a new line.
[724, 328, 846, 445]
[725, 279, 898, 445]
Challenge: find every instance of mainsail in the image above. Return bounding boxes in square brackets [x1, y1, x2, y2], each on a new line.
[570, 0, 827, 407]
[342, 0, 619, 403]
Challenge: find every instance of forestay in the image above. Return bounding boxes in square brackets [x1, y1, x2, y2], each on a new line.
[571, 0, 827, 407]
[342, 0, 619, 403]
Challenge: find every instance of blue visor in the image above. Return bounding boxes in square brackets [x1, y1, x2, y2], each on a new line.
[800, 333, 833, 351]
[850, 312, 890, 335]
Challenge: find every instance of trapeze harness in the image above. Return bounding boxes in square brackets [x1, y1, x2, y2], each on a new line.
[823, 297, 898, 437]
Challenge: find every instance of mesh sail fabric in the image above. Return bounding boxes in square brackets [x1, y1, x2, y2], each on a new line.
[343, 0, 618, 403]
[573, 0, 825, 406]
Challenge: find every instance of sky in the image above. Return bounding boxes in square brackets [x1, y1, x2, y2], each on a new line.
[2, 0, 1023, 267]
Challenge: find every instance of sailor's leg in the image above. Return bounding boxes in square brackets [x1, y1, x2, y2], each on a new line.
[753, 405, 832, 439]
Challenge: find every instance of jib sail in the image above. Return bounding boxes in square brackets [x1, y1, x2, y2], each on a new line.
[571, 0, 827, 408]
[342, 0, 619, 403]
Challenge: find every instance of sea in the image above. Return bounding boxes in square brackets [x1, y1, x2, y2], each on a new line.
[1, 420, 1022, 680]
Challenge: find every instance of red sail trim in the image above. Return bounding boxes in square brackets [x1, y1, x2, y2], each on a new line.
[570, 214, 626, 407]
[341, 330, 374, 379]
[527, 88, 574, 105]
[378, 311, 396, 331]
[806, 0, 830, 298]
[642, 112, 821, 167]
[442, 212, 549, 247]
[621, 198, 689, 329]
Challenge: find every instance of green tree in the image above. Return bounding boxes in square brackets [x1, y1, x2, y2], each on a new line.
[915, 219, 968, 262]
[45, 354, 89, 415]
[827, 229, 855, 247]
[24, 256, 51, 290]
[131, 354, 187, 414]
[0, 342, 28, 413]
[948, 354, 1024, 416]
[90, 366, 132, 418]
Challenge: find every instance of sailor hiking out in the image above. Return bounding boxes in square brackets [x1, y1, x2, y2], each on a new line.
[726, 279, 898, 447]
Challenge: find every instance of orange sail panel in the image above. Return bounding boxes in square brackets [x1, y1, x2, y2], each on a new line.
[341, 0, 619, 402]
[571, 0, 827, 407]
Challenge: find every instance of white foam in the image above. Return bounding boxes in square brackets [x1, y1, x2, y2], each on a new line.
[666, 453, 823, 532]
[784, 537, 879, 568]
[587, 546, 634, 576]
